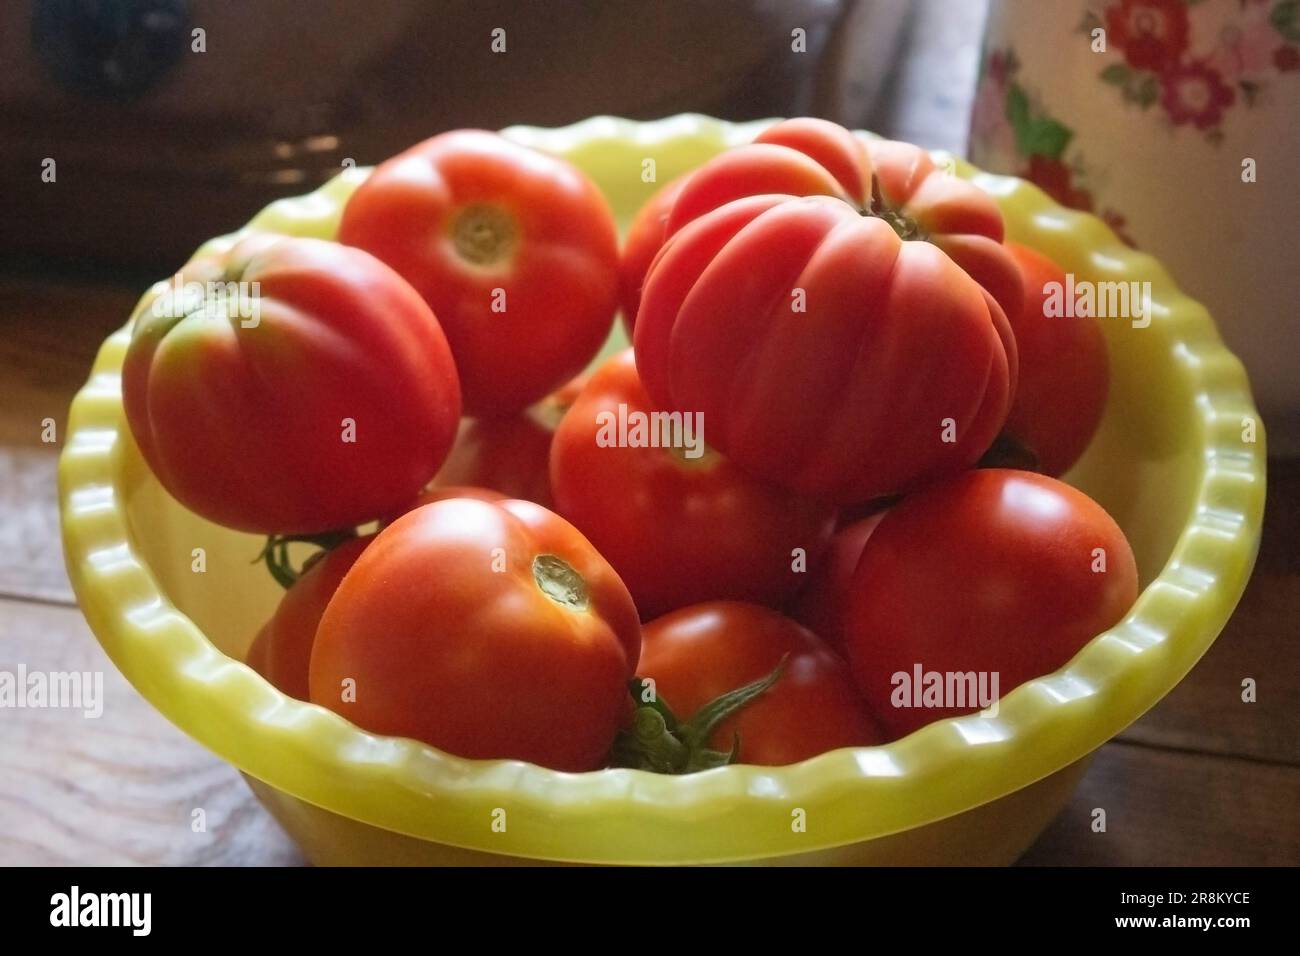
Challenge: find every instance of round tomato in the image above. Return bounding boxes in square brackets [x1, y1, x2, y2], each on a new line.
[338, 130, 620, 416]
[122, 235, 461, 534]
[634, 193, 1016, 504]
[426, 374, 585, 507]
[309, 497, 641, 771]
[843, 469, 1138, 739]
[632, 601, 883, 767]
[550, 349, 836, 619]
[789, 513, 884, 651]
[999, 242, 1109, 476]
[409, 484, 507, 508]
[246, 535, 372, 700]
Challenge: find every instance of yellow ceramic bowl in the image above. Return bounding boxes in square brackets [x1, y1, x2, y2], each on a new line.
[60, 115, 1266, 865]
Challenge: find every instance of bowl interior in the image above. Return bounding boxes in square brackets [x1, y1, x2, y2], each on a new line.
[124, 124, 1198, 663]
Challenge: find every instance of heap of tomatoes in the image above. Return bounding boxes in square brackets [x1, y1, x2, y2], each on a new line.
[124, 120, 1136, 773]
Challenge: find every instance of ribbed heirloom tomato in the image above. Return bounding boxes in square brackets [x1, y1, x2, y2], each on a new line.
[620, 118, 1023, 331]
[308, 497, 641, 772]
[619, 174, 687, 331]
[842, 469, 1138, 739]
[630, 601, 883, 767]
[338, 130, 620, 416]
[550, 349, 836, 619]
[634, 192, 1017, 504]
[122, 235, 461, 534]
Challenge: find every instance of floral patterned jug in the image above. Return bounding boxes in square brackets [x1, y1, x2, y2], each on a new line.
[971, 0, 1300, 449]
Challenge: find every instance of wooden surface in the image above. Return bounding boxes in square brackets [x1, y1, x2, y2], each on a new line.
[0, 270, 1296, 867]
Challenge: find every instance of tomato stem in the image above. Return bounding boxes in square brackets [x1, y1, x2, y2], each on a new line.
[450, 203, 517, 266]
[609, 656, 788, 773]
[867, 175, 927, 242]
[255, 529, 356, 590]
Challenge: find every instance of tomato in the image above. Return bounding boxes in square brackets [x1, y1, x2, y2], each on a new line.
[122, 235, 461, 534]
[410, 484, 507, 508]
[309, 497, 641, 771]
[842, 469, 1138, 739]
[632, 601, 883, 766]
[425, 374, 585, 508]
[619, 119, 869, 333]
[246, 536, 372, 700]
[866, 138, 1024, 321]
[999, 242, 1109, 476]
[620, 120, 1022, 331]
[789, 513, 884, 651]
[619, 175, 687, 332]
[338, 130, 620, 416]
[634, 193, 1017, 504]
[663, 117, 869, 233]
[550, 349, 836, 619]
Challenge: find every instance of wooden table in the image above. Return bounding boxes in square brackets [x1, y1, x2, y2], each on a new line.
[0, 272, 1296, 866]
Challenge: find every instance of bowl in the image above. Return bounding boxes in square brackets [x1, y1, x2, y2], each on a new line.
[59, 114, 1266, 865]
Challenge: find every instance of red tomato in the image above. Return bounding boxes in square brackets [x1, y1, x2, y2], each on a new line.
[1000, 242, 1109, 476]
[620, 119, 869, 333]
[620, 120, 1022, 331]
[663, 117, 869, 234]
[636, 601, 883, 766]
[122, 235, 461, 534]
[338, 130, 620, 416]
[620, 175, 687, 332]
[409, 484, 507, 508]
[426, 374, 586, 507]
[550, 349, 836, 619]
[634, 193, 1017, 504]
[866, 138, 1025, 321]
[309, 497, 641, 771]
[843, 469, 1138, 739]
[789, 513, 884, 651]
[246, 536, 371, 700]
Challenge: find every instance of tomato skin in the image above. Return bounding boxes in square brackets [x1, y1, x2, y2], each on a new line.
[620, 175, 687, 332]
[620, 122, 1022, 333]
[637, 602, 884, 766]
[426, 374, 586, 508]
[122, 235, 461, 534]
[634, 193, 1016, 504]
[789, 513, 884, 651]
[338, 130, 620, 417]
[1001, 242, 1109, 476]
[867, 138, 1024, 321]
[246, 536, 372, 700]
[620, 119, 869, 333]
[410, 484, 507, 508]
[550, 350, 836, 619]
[843, 469, 1138, 739]
[309, 497, 641, 771]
